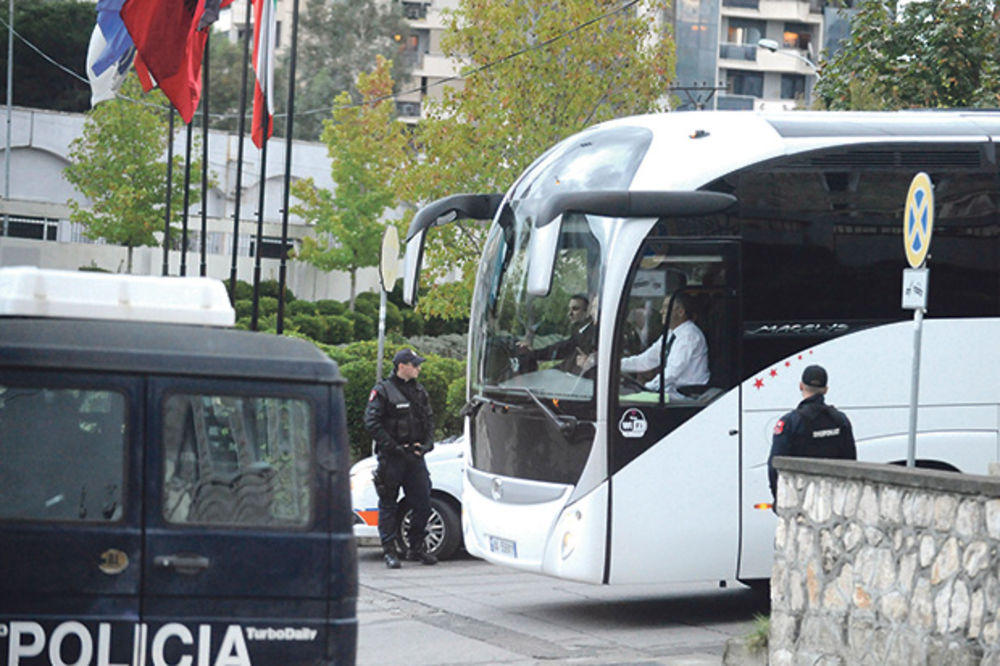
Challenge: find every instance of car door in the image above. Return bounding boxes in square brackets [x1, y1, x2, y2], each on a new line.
[142, 378, 333, 666]
[0, 369, 142, 665]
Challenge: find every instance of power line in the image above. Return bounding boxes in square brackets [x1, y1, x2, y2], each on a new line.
[2, 0, 645, 121]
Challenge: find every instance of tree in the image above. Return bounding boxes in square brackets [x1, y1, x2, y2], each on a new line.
[64, 75, 207, 273]
[287, 0, 413, 141]
[399, 0, 675, 319]
[292, 56, 409, 310]
[816, 0, 1000, 110]
[0, 0, 92, 112]
[205, 33, 251, 134]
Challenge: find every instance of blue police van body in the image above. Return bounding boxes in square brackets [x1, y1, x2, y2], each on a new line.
[0, 268, 357, 666]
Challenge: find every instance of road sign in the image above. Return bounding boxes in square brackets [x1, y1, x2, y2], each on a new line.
[379, 225, 400, 292]
[901, 268, 928, 310]
[903, 172, 934, 268]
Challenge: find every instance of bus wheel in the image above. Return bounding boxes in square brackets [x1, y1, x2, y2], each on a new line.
[396, 496, 463, 560]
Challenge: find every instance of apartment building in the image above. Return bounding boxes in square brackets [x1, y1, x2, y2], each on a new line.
[673, 0, 854, 111]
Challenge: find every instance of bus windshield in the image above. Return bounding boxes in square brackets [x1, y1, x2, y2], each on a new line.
[469, 208, 607, 402]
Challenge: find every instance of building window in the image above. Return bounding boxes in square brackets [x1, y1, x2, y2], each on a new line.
[728, 70, 763, 97]
[727, 18, 765, 45]
[783, 23, 812, 51]
[781, 74, 806, 100]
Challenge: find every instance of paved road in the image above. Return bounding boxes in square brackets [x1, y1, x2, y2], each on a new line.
[356, 546, 770, 666]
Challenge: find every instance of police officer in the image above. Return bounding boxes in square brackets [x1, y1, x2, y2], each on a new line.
[768, 364, 856, 507]
[364, 348, 437, 569]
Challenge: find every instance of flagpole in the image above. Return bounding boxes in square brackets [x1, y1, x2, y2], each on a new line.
[200, 31, 210, 277]
[181, 121, 193, 277]
[162, 108, 175, 276]
[251, 133, 266, 331]
[276, 0, 300, 335]
[4, 0, 13, 239]
[229, 0, 253, 301]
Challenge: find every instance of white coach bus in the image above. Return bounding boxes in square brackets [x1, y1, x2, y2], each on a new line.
[402, 111, 1000, 587]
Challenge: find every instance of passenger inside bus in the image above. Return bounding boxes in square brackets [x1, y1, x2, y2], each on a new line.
[620, 290, 709, 399]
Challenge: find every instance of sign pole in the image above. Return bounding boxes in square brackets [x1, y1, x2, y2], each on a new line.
[902, 172, 934, 468]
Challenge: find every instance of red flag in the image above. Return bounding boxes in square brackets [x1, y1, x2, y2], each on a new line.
[252, 0, 277, 148]
[121, 0, 207, 123]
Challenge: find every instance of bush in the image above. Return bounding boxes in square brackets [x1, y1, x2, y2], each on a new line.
[234, 299, 253, 320]
[291, 313, 326, 341]
[347, 310, 375, 341]
[405, 333, 467, 360]
[258, 279, 295, 302]
[316, 299, 346, 316]
[442, 374, 467, 436]
[233, 280, 253, 301]
[322, 315, 354, 345]
[258, 296, 278, 317]
[401, 309, 424, 337]
[288, 300, 317, 317]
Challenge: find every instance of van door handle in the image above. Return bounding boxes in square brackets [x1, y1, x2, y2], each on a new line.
[154, 554, 210, 575]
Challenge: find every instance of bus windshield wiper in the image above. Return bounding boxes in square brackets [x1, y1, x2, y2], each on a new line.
[501, 386, 578, 438]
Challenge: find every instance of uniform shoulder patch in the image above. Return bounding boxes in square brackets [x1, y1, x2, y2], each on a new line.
[773, 419, 785, 435]
[369, 389, 378, 402]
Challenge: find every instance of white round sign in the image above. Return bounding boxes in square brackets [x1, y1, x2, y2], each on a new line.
[379, 225, 400, 291]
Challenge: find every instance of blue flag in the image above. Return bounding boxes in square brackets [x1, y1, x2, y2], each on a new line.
[91, 0, 133, 77]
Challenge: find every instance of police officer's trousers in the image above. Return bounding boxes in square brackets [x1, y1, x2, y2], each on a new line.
[375, 451, 431, 552]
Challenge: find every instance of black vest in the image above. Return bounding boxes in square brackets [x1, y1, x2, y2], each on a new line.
[381, 378, 427, 445]
[790, 400, 852, 459]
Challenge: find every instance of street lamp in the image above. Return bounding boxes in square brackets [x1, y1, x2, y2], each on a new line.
[757, 38, 820, 77]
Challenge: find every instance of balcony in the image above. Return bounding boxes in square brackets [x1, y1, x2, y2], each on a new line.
[719, 43, 758, 61]
[723, 0, 759, 9]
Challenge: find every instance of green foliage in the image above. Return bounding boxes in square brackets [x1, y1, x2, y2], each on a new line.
[234, 299, 253, 320]
[324, 315, 354, 344]
[258, 279, 294, 301]
[0, 0, 92, 111]
[347, 310, 375, 340]
[65, 75, 208, 274]
[745, 614, 769, 652]
[443, 373, 468, 437]
[258, 296, 279, 317]
[293, 56, 409, 309]
[233, 280, 254, 301]
[400, 0, 675, 319]
[288, 300, 318, 317]
[290, 314, 327, 342]
[816, 0, 1000, 109]
[337, 358, 379, 461]
[316, 299, 346, 316]
[402, 309, 425, 337]
[287, 0, 413, 141]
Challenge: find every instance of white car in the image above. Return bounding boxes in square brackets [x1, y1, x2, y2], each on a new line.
[350, 435, 465, 560]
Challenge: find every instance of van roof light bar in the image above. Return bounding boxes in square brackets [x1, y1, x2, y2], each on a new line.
[0, 266, 236, 326]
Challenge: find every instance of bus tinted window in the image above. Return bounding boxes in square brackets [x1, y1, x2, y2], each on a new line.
[163, 394, 313, 527]
[727, 144, 1000, 321]
[0, 386, 125, 522]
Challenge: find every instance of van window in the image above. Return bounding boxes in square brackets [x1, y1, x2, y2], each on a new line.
[162, 393, 313, 527]
[0, 386, 125, 522]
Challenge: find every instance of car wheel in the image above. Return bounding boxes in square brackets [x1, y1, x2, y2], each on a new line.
[396, 496, 462, 560]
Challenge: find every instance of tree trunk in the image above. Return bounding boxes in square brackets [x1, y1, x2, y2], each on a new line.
[348, 270, 358, 312]
[126, 246, 134, 274]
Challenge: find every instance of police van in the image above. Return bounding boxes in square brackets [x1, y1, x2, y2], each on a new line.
[0, 267, 357, 665]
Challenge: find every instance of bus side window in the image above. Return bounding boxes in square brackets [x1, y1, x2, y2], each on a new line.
[162, 394, 313, 528]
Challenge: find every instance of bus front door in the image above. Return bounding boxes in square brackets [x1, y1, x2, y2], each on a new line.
[607, 239, 742, 584]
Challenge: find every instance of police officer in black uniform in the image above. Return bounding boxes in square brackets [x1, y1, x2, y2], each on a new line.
[768, 364, 856, 507]
[364, 348, 437, 569]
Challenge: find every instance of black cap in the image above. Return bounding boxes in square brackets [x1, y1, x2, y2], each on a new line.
[801, 364, 827, 388]
[393, 348, 425, 366]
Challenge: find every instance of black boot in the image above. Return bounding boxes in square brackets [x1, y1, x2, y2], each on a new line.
[383, 545, 401, 569]
[406, 545, 437, 566]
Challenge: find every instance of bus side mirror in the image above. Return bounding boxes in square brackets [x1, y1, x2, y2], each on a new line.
[402, 228, 426, 306]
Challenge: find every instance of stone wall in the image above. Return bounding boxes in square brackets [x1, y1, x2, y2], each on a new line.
[770, 457, 1000, 665]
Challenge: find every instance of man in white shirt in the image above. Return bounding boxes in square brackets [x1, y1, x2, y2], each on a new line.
[620, 291, 709, 399]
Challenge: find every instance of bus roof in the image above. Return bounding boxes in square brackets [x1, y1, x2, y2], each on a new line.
[582, 110, 1000, 193]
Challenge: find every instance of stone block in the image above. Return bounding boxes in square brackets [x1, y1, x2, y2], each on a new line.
[985, 499, 1000, 540]
[950, 579, 970, 633]
[969, 589, 984, 639]
[919, 534, 937, 568]
[956, 499, 983, 538]
[879, 590, 908, 622]
[875, 548, 896, 593]
[931, 537, 960, 585]
[911, 577, 934, 630]
[904, 490, 934, 528]
[842, 523, 863, 552]
[962, 540, 989, 578]
[934, 495, 959, 531]
[770, 610, 799, 647]
[879, 485, 902, 523]
[935, 580, 954, 634]
[857, 485, 879, 525]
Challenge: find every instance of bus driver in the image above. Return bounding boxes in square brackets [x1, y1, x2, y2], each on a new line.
[620, 291, 709, 399]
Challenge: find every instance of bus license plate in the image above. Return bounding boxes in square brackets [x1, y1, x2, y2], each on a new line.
[488, 535, 517, 557]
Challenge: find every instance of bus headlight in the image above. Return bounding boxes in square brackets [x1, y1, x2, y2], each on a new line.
[560, 510, 583, 560]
